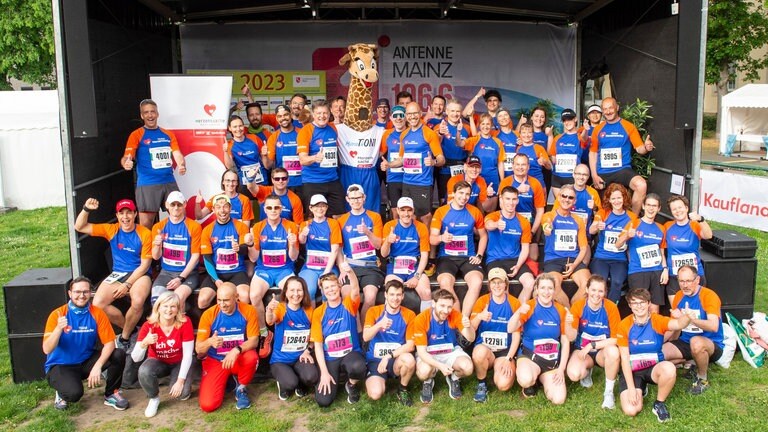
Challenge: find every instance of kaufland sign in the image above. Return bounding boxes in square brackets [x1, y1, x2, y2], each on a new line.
[700, 169, 768, 232]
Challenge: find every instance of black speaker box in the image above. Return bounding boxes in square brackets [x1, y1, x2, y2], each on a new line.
[674, 0, 704, 129]
[4, 268, 71, 334]
[721, 304, 754, 322]
[700, 250, 756, 307]
[8, 333, 46, 383]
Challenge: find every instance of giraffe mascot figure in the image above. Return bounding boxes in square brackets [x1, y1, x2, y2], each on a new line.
[336, 43, 386, 213]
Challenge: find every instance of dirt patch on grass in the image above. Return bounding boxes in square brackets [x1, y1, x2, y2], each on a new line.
[402, 405, 430, 432]
[504, 409, 526, 418]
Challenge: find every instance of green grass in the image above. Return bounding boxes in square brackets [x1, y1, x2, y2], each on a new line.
[0, 208, 767, 431]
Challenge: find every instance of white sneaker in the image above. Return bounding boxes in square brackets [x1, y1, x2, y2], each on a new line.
[602, 392, 615, 409]
[144, 397, 160, 418]
[580, 368, 593, 388]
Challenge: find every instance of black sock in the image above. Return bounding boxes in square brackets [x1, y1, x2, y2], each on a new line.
[400, 384, 408, 392]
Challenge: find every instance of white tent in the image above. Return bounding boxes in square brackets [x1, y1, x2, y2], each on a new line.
[719, 83, 768, 155]
[0, 90, 65, 209]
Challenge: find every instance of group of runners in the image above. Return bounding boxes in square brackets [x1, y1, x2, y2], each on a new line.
[42, 89, 729, 423]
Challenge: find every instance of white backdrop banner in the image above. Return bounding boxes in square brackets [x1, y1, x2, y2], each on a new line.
[699, 169, 768, 232]
[180, 21, 576, 115]
[149, 75, 233, 204]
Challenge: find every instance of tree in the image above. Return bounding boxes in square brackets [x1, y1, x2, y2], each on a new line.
[0, 0, 55, 90]
[706, 0, 768, 134]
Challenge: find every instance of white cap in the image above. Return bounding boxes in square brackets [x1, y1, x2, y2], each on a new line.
[346, 184, 364, 195]
[310, 194, 328, 206]
[165, 191, 186, 204]
[587, 104, 602, 114]
[397, 197, 414, 209]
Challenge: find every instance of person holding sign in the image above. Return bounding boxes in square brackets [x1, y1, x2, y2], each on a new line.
[616, 288, 691, 422]
[588, 184, 637, 303]
[469, 268, 522, 403]
[338, 184, 384, 323]
[132, 292, 194, 417]
[662, 265, 725, 395]
[565, 275, 621, 409]
[150, 191, 201, 311]
[662, 195, 712, 306]
[196, 283, 260, 412]
[298, 194, 343, 305]
[435, 100, 470, 205]
[297, 99, 346, 217]
[508, 274, 571, 404]
[589, 97, 654, 214]
[615, 193, 667, 313]
[541, 184, 591, 308]
[121, 99, 186, 229]
[363, 280, 418, 406]
[265, 276, 319, 401]
[549, 109, 583, 198]
[380, 197, 432, 313]
[74, 197, 152, 350]
[266, 104, 303, 193]
[430, 181, 487, 316]
[224, 115, 269, 191]
[43, 277, 128, 411]
[311, 272, 366, 407]
[197, 195, 252, 310]
[412, 289, 476, 403]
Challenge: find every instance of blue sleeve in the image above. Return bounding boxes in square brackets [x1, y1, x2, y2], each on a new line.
[203, 254, 219, 281]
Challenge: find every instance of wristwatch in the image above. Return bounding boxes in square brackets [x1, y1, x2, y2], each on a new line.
[476, 253, 484, 260]
[414, 272, 422, 280]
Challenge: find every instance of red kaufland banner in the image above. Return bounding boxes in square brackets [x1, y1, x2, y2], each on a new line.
[700, 169, 768, 232]
[149, 75, 233, 209]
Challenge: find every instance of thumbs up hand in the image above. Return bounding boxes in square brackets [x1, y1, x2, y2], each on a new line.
[56, 311, 68, 332]
[267, 293, 279, 311]
[380, 155, 390, 172]
[442, 228, 453, 243]
[209, 330, 223, 348]
[479, 303, 493, 322]
[143, 327, 159, 348]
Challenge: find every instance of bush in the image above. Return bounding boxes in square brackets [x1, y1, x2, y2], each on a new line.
[703, 113, 717, 131]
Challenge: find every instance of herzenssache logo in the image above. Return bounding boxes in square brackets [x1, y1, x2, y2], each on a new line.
[203, 104, 216, 117]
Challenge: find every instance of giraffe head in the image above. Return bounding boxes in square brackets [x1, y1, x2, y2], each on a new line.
[339, 43, 379, 87]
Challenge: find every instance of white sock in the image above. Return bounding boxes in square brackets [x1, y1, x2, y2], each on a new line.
[605, 378, 616, 394]
[420, 301, 431, 312]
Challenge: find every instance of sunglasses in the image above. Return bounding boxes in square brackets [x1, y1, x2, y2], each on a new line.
[265, 205, 283, 211]
[272, 177, 288, 182]
[392, 113, 405, 119]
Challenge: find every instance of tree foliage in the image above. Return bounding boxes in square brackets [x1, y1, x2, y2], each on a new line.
[0, 0, 55, 90]
[706, 0, 768, 90]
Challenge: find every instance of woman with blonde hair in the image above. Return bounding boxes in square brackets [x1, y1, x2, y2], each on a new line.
[132, 291, 195, 417]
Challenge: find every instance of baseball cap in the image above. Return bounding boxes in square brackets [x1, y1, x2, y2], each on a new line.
[310, 194, 328, 206]
[561, 108, 577, 121]
[165, 191, 186, 205]
[346, 184, 364, 195]
[115, 199, 136, 212]
[483, 89, 502, 102]
[211, 194, 231, 205]
[377, 98, 390, 108]
[397, 197, 414, 209]
[275, 104, 290, 114]
[587, 104, 602, 114]
[392, 105, 406, 115]
[487, 267, 508, 282]
[466, 155, 482, 167]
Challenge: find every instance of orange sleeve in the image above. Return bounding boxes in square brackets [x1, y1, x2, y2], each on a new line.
[200, 224, 214, 255]
[470, 295, 490, 319]
[310, 305, 326, 343]
[700, 288, 722, 316]
[556, 303, 568, 334]
[671, 291, 683, 309]
[485, 211, 500, 226]
[401, 308, 417, 326]
[410, 311, 430, 346]
[464, 136, 479, 152]
[253, 185, 271, 202]
[266, 133, 278, 161]
[273, 302, 286, 324]
[476, 176, 488, 202]
[576, 216, 588, 248]
[415, 221, 430, 252]
[519, 215, 532, 243]
[90, 223, 118, 241]
[606, 302, 622, 338]
[250, 221, 265, 252]
[329, 218, 343, 245]
[616, 316, 632, 347]
[337, 213, 350, 231]
[570, 299, 585, 330]
[424, 127, 443, 157]
[246, 134, 265, 155]
[43, 305, 69, 341]
[289, 192, 303, 224]
[296, 124, 314, 154]
[448, 309, 465, 329]
[535, 144, 548, 161]
[239, 195, 254, 222]
[137, 225, 153, 260]
[235, 220, 250, 245]
[398, 130, 408, 158]
[650, 313, 671, 335]
[196, 307, 215, 342]
[446, 175, 459, 201]
[622, 119, 645, 150]
[518, 300, 537, 327]
[508, 295, 522, 313]
[370, 211, 383, 238]
[469, 205, 484, 229]
[151, 220, 166, 238]
[241, 303, 261, 339]
[158, 128, 180, 152]
[494, 138, 506, 163]
[589, 188, 602, 208]
[541, 209, 556, 227]
[344, 293, 361, 317]
[380, 130, 392, 154]
[186, 219, 202, 254]
[430, 206, 446, 232]
[93, 306, 117, 344]
[531, 178, 546, 208]
[549, 134, 563, 156]
[498, 175, 513, 191]
[364, 305, 385, 329]
[689, 221, 703, 238]
[661, 221, 675, 248]
[382, 221, 395, 241]
[589, 122, 607, 152]
[123, 128, 142, 158]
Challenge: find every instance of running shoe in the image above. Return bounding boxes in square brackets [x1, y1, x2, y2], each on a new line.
[295, 386, 308, 398]
[473, 382, 488, 403]
[424, 262, 437, 278]
[115, 336, 131, 351]
[235, 387, 251, 410]
[522, 386, 537, 398]
[652, 401, 671, 423]
[144, 397, 160, 418]
[642, 385, 649, 398]
[258, 330, 274, 358]
[601, 392, 615, 410]
[277, 381, 290, 401]
[689, 378, 710, 395]
[445, 376, 462, 399]
[104, 390, 129, 411]
[580, 367, 593, 388]
[420, 379, 434, 404]
[54, 392, 67, 410]
[684, 364, 698, 382]
[345, 381, 360, 404]
[397, 388, 413, 407]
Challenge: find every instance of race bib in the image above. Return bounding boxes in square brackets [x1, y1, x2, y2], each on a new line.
[149, 146, 172, 169]
[449, 164, 464, 176]
[217, 333, 245, 355]
[373, 342, 401, 359]
[671, 253, 697, 275]
[282, 329, 310, 352]
[393, 256, 417, 275]
[306, 250, 330, 270]
[104, 271, 128, 284]
[503, 153, 516, 172]
[481, 331, 508, 351]
[262, 249, 287, 268]
[240, 163, 264, 184]
[599, 148, 622, 169]
[326, 331, 353, 358]
[444, 235, 468, 256]
[554, 229, 577, 251]
[533, 338, 560, 361]
[629, 352, 658, 372]
[579, 332, 606, 349]
[402, 152, 423, 174]
[426, 342, 454, 356]
[603, 230, 627, 253]
[319, 147, 338, 168]
[555, 154, 577, 174]
[215, 248, 238, 271]
[350, 235, 375, 260]
[637, 244, 662, 268]
[162, 242, 187, 267]
[282, 155, 302, 176]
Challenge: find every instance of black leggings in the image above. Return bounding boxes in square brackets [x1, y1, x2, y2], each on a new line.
[314, 351, 367, 407]
[46, 348, 125, 402]
[270, 360, 320, 393]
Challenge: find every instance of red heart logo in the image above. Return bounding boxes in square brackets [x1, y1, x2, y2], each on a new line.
[204, 104, 216, 116]
[350, 150, 358, 158]
[537, 320, 543, 325]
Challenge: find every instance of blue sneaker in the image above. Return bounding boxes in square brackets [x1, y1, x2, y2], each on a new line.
[235, 387, 251, 410]
[473, 382, 488, 403]
[104, 390, 129, 411]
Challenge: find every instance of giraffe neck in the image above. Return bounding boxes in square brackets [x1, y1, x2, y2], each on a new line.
[346, 75, 373, 131]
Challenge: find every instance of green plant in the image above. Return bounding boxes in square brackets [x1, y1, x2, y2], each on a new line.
[622, 98, 655, 179]
[703, 113, 717, 131]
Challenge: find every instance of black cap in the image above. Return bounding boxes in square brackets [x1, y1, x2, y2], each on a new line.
[561, 108, 577, 121]
[483, 90, 502, 102]
[466, 155, 482, 167]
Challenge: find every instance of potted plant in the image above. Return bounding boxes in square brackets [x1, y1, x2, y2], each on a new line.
[622, 98, 655, 179]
